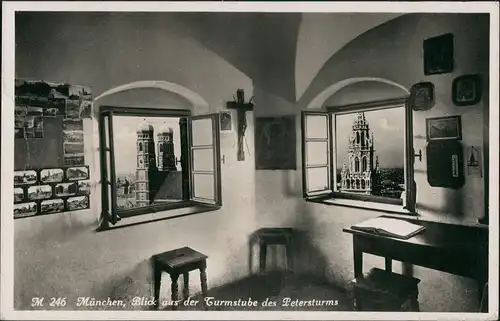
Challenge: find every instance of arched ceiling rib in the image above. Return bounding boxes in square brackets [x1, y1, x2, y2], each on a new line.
[295, 13, 405, 101]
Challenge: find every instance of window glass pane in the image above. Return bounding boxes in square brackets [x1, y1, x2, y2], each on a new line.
[193, 147, 214, 172]
[107, 183, 113, 209]
[306, 141, 328, 166]
[106, 150, 112, 180]
[192, 118, 213, 146]
[335, 108, 405, 199]
[110, 115, 185, 211]
[306, 167, 329, 192]
[306, 115, 328, 139]
[104, 115, 110, 148]
[193, 173, 214, 201]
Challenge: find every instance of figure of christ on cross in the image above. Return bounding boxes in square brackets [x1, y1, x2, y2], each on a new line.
[226, 89, 254, 161]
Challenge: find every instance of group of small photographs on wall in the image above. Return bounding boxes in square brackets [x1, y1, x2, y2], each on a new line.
[14, 105, 44, 139]
[13, 166, 91, 219]
[62, 119, 85, 166]
[15, 79, 93, 119]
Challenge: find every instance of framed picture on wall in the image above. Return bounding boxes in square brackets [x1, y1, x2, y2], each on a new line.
[423, 33, 454, 75]
[426, 115, 462, 142]
[452, 74, 482, 106]
[219, 110, 233, 133]
[409, 82, 435, 111]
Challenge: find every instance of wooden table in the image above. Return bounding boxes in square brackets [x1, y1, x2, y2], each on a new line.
[153, 247, 208, 310]
[343, 215, 489, 306]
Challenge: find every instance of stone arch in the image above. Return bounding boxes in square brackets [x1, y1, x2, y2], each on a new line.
[306, 77, 409, 110]
[93, 80, 209, 113]
[354, 157, 359, 172]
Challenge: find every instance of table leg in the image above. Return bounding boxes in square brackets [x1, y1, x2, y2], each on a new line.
[170, 273, 179, 311]
[183, 273, 190, 300]
[153, 260, 162, 310]
[200, 261, 208, 310]
[353, 236, 363, 278]
[248, 237, 253, 274]
[385, 257, 392, 273]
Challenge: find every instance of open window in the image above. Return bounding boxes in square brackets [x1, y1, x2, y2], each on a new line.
[301, 111, 333, 198]
[301, 98, 416, 214]
[98, 106, 222, 230]
[190, 114, 222, 206]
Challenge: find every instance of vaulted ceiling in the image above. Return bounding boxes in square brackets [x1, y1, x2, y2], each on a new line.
[16, 11, 404, 104]
[167, 12, 404, 103]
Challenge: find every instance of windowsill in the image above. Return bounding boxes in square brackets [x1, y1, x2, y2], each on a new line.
[117, 200, 196, 218]
[307, 197, 416, 216]
[97, 203, 221, 231]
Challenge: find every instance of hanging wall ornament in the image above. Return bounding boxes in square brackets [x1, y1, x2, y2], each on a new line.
[409, 82, 435, 111]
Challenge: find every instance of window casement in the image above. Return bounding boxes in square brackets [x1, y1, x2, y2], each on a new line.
[301, 97, 416, 214]
[97, 106, 222, 230]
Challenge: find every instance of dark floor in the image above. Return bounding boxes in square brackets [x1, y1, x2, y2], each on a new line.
[165, 271, 353, 311]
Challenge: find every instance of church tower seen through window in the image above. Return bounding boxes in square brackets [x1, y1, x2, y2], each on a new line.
[340, 112, 381, 195]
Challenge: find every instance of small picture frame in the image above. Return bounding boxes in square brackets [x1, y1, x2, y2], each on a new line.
[409, 82, 435, 111]
[423, 33, 454, 75]
[40, 168, 64, 184]
[426, 115, 462, 142]
[452, 74, 482, 106]
[219, 110, 233, 133]
[66, 166, 90, 181]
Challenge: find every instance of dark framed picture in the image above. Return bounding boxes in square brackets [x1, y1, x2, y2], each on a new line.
[423, 33, 454, 75]
[220, 110, 232, 133]
[40, 168, 64, 184]
[66, 166, 90, 181]
[14, 188, 25, 203]
[409, 82, 435, 111]
[77, 180, 91, 195]
[67, 195, 90, 211]
[27, 185, 53, 201]
[426, 115, 462, 142]
[14, 170, 38, 186]
[14, 202, 37, 219]
[40, 199, 65, 214]
[452, 74, 482, 106]
[255, 116, 297, 169]
[55, 182, 78, 197]
[63, 156, 85, 166]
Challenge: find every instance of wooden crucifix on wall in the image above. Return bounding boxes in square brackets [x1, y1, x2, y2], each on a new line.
[226, 89, 254, 161]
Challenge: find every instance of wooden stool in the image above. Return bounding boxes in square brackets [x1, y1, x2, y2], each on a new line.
[350, 268, 421, 311]
[153, 247, 208, 310]
[249, 228, 294, 273]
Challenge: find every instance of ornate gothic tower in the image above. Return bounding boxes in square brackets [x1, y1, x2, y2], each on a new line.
[340, 112, 380, 195]
[157, 126, 177, 172]
[135, 121, 157, 207]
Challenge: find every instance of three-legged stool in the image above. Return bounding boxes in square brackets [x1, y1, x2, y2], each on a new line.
[153, 247, 208, 310]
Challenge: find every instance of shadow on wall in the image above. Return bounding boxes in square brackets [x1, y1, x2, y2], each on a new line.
[289, 200, 335, 283]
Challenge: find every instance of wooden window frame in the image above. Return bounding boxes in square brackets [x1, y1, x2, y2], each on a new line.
[97, 106, 222, 231]
[302, 97, 416, 214]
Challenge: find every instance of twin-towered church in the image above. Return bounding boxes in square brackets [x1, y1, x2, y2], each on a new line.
[135, 121, 179, 207]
